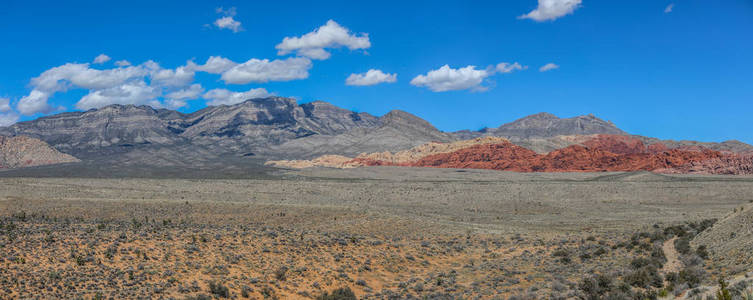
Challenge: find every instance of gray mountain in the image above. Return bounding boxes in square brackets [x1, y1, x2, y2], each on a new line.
[1, 98, 750, 169]
[0, 105, 187, 158]
[266, 110, 454, 159]
[453, 112, 625, 140]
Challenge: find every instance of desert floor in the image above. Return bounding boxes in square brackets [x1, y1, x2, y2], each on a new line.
[1, 167, 752, 299]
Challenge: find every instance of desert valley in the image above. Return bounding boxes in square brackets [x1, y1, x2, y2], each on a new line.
[1, 98, 753, 299]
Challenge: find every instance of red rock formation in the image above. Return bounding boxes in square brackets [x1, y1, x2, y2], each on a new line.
[403, 136, 753, 174]
[581, 134, 667, 154]
[412, 141, 540, 171]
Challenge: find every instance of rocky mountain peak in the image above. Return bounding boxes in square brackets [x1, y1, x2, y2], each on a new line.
[490, 112, 625, 138]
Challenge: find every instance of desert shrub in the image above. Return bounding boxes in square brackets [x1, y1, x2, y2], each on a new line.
[316, 287, 356, 300]
[696, 245, 709, 259]
[678, 266, 706, 288]
[675, 237, 691, 255]
[241, 286, 252, 298]
[552, 249, 572, 264]
[717, 279, 732, 300]
[274, 266, 288, 281]
[579, 274, 614, 299]
[664, 225, 687, 238]
[689, 219, 717, 233]
[208, 281, 230, 298]
[625, 266, 663, 289]
[630, 257, 653, 269]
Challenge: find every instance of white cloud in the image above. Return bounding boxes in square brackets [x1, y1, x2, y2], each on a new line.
[18, 90, 53, 115]
[410, 65, 493, 92]
[519, 0, 582, 22]
[18, 60, 200, 114]
[539, 63, 560, 72]
[164, 84, 204, 109]
[213, 7, 242, 33]
[187, 56, 238, 74]
[76, 81, 160, 110]
[29, 63, 150, 93]
[17, 53, 305, 115]
[93, 54, 111, 64]
[0, 98, 11, 113]
[221, 57, 312, 84]
[166, 84, 204, 101]
[0, 112, 19, 127]
[496, 62, 527, 73]
[664, 3, 674, 13]
[115, 60, 131, 67]
[150, 65, 195, 87]
[203, 88, 273, 106]
[345, 69, 397, 86]
[214, 16, 242, 33]
[276, 20, 370, 60]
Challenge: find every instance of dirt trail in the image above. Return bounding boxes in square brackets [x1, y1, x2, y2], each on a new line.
[662, 237, 683, 274]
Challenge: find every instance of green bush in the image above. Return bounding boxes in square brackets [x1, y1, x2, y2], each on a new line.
[316, 287, 356, 300]
[208, 281, 230, 298]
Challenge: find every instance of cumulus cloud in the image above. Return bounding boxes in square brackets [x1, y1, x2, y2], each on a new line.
[18, 53, 305, 114]
[519, 0, 582, 22]
[215, 16, 242, 33]
[221, 57, 312, 84]
[664, 3, 674, 13]
[115, 60, 131, 67]
[539, 63, 560, 72]
[410, 65, 491, 92]
[18, 90, 53, 115]
[76, 81, 160, 110]
[29, 63, 149, 93]
[150, 65, 195, 87]
[345, 69, 397, 86]
[93, 54, 111, 64]
[17, 60, 200, 114]
[276, 20, 370, 60]
[411, 62, 526, 92]
[166, 84, 204, 101]
[0, 112, 19, 127]
[213, 7, 242, 33]
[496, 62, 527, 73]
[0, 98, 11, 113]
[187, 56, 238, 74]
[203, 88, 273, 106]
[164, 84, 204, 109]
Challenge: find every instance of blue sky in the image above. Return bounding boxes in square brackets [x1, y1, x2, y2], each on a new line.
[1, 0, 752, 143]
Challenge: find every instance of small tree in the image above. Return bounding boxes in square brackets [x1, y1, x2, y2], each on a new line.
[716, 279, 731, 300]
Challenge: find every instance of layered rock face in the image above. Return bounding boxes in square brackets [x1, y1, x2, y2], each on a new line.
[0, 136, 79, 169]
[274, 134, 753, 175]
[409, 135, 753, 174]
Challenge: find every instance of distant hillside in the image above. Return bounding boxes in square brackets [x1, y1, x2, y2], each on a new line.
[0, 135, 79, 169]
[0, 98, 750, 169]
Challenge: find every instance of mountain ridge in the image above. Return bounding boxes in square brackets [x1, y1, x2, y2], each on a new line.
[1, 98, 751, 166]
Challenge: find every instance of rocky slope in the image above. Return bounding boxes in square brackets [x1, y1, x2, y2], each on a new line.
[267, 137, 507, 169]
[692, 203, 753, 274]
[1, 98, 751, 167]
[274, 135, 753, 175]
[409, 135, 752, 174]
[0, 136, 79, 169]
[452, 113, 626, 140]
[262, 110, 455, 159]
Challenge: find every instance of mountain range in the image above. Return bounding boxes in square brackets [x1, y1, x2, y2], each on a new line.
[0, 97, 751, 173]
